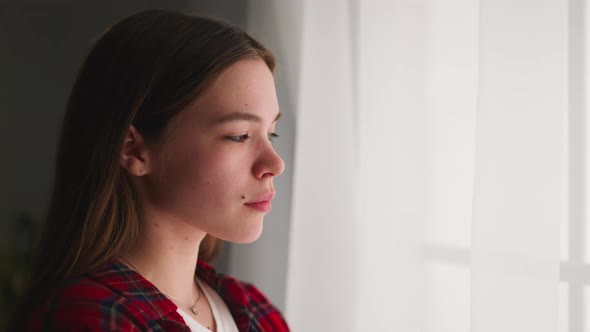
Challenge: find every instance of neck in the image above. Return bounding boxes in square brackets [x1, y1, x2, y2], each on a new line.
[118, 209, 207, 304]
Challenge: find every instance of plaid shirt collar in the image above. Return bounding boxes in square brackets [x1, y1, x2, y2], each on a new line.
[89, 258, 288, 331]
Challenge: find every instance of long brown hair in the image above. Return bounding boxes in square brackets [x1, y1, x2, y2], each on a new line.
[10, 9, 275, 326]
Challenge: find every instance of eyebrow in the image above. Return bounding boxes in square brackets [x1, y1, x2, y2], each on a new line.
[214, 111, 282, 124]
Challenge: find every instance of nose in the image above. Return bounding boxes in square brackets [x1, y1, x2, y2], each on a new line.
[253, 142, 285, 179]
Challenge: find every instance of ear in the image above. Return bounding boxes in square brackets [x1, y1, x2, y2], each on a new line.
[120, 125, 151, 176]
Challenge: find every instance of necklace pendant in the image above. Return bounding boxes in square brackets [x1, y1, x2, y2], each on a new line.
[191, 306, 199, 316]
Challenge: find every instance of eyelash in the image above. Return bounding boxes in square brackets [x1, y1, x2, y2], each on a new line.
[226, 133, 279, 143]
[268, 133, 279, 142]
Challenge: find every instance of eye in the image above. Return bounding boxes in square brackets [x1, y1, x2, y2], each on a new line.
[226, 134, 251, 143]
[268, 132, 279, 142]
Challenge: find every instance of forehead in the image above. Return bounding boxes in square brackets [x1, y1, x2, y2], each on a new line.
[184, 59, 279, 124]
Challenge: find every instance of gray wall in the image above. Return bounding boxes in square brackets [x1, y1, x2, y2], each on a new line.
[227, 0, 302, 313]
[0, 0, 293, 311]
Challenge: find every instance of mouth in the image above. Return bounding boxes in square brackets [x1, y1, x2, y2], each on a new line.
[244, 192, 275, 213]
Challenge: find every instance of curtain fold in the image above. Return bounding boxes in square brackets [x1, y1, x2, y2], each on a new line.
[470, 1, 566, 331]
[285, 0, 359, 330]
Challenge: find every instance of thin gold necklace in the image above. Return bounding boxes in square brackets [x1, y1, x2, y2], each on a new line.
[117, 255, 202, 315]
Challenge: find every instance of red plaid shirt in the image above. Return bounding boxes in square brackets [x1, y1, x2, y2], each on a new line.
[26, 259, 289, 331]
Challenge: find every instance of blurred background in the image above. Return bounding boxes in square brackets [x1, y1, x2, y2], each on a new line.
[1, 1, 588, 331]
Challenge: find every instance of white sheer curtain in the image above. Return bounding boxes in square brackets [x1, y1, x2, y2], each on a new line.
[245, 0, 583, 331]
[471, 1, 566, 332]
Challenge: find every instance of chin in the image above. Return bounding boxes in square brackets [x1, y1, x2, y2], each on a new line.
[234, 227, 264, 244]
[225, 221, 265, 244]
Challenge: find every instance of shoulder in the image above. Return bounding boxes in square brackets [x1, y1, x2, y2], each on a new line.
[197, 260, 290, 332]
[26, 261, 181, 331]
[26, 276, 143, 331]
[235, 280, 291, 332]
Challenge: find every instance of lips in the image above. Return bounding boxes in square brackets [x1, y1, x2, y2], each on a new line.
[245, 192, 275, 213]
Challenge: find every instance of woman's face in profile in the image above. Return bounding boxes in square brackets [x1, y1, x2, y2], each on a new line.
[142, 59, 285, 243]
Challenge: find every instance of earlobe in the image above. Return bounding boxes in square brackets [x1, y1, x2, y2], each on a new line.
[120, 125, 151, 176]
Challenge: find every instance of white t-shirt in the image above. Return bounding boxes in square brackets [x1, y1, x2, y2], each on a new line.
[177, 278, 239, 332]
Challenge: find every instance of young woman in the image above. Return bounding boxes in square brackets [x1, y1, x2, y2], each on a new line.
[9, 9, 289, 332]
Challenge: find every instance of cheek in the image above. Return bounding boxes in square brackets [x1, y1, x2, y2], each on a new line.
[159, 147, 248, 205]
